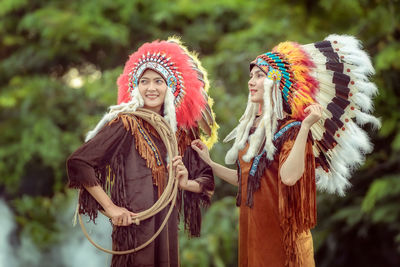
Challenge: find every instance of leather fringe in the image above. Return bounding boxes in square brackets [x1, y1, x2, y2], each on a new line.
[176, 128, 213, 237]
[110, 114, 167, 197]
[111, 224, 138, 266]
[176, 127, 197, 155]
[243, 119, 301, 208]
[237, 119, 316, 266]
[245, 152, 272, 207]
[278, 132, 317, 267]
[77, 153, 128, 223]
[236, 160, 242, 206]
[182, 187, 211, 237]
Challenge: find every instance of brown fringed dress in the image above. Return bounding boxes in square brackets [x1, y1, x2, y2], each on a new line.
[237, 119, 316, 267]
[66, 113, 214, 267]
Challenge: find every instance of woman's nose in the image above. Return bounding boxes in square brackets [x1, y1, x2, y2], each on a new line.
[248, 78, 255, 87]
[147, 82, 157, 90]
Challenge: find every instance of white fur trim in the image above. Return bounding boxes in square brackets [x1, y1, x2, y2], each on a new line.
[225, 77, 280, 164]
[85, 87, 179, 142]
[272, 83, 284, 119]
[85, 88, 144, 142]
[225, 97, 257, 164]
[163, 88, 177, 132]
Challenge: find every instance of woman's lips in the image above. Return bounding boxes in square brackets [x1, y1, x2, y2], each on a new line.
[249, 89, 257, 95]
[146, 94, 159, 99]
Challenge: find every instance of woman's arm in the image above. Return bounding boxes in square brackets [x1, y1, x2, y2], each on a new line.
[83, 185, 136, 226]
[172, 155, 203, 193]
[67, 119, 136, 226]
[191, 140, 238, 186]
[280, 104, 323, 186]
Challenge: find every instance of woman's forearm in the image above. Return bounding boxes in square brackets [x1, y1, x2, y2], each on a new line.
[83, 185, 136, 224]
[279, 124, 310, 186]
[210, 161, 238, 186]
[83, 185, 115, 215]
[180, 180, 202, 193]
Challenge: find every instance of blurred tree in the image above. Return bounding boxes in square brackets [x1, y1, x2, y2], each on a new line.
[0, 0, 399, 266]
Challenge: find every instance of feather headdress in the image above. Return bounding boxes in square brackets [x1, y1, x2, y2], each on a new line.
[86, 37, 218, 148]
[225, 34, 380, 195]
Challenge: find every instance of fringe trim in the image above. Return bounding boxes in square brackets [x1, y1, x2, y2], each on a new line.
[182, 187, 211, 237]
[110, 113, 167, 197]
[278, 152, 316, 267]
[176, 129, 213, 237]
[278, 131, 317, 267]
[236, 160, 242, 206]
[78, 188, 102, 223]
[243, 119, 301, 207]
[245, 152, 272, 207]
[109, 154, 128, 208]
[176, 128, 195, 155]
[111, 225, 138, 266]
[237, 119, 316, 266]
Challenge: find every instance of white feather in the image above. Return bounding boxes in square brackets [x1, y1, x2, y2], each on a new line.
[354, 92, 373, 112]
[346, 121, 374, 153]
[354, 110, 382, 129]
[356, 81, 378, 97]
[223, 127, 237, 143]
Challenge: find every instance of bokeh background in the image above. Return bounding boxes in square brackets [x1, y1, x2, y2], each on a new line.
[1, 0, 399, 266]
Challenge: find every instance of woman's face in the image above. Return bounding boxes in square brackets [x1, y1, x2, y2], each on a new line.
[138, 69, 168, 114]
[248, 66, 270, 104]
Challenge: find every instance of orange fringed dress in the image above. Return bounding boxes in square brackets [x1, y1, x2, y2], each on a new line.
[237, 119, 316, 267]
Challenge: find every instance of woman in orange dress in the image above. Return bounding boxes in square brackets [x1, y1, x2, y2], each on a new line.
[193, 49, 321, 267]
[193, 35, 380, 267]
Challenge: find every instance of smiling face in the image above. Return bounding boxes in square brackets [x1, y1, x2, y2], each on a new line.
[248, 65, 269, 105]
[138, 69, 168, 114]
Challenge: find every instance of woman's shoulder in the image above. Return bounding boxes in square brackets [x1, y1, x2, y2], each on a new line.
[275, 118, 302, 138]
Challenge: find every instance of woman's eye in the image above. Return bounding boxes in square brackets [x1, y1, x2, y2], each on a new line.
[140, 79, 147, 84]
[156, 79, 164, 84]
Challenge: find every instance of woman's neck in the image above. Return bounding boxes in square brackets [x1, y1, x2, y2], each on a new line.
[257, 103, 263, 116]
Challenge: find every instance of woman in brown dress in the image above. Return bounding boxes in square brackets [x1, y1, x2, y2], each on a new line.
[67, 38, 218, 267]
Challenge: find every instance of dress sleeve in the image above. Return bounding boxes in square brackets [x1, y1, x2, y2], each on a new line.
[181, 146, 215, 237]
[277, 127, 317, 267]
[183, 146, 215, 197]
[66, 120, 129, 222]
[66, 120, 127, 189]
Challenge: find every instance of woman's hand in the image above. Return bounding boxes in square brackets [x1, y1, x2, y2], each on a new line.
[191, 139, 212, 165]
[172, 156, 189, 189]
[302, 103, 323, 129]
[104, 203, 137, 226]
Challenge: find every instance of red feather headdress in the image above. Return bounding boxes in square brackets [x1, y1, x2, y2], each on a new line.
[117, 37, 218, 147]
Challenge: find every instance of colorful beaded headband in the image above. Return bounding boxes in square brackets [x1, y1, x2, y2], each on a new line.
[128, 52, 185, 106]
[250, 42, 319, 120]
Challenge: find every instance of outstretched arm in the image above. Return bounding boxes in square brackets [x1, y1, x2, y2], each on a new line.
[280, 104, 322, 186]
[191, 140, 238, 186]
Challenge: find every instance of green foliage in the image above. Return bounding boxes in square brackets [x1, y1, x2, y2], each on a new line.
[12, 191, 74, 249]
[1, 0, 399, 265]
[362, 176, 400, 210]
[179, 197, 238, 267]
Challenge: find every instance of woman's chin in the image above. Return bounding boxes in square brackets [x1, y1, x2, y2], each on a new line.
[250, 96, 263, 104]
[143, 104, 162, 114]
